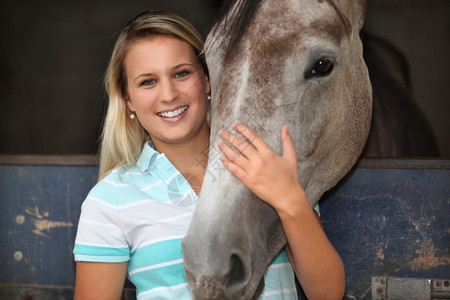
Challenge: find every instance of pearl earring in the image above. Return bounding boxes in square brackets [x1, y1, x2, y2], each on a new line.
[130, 112, 136, 120]
[207, 95, 211, 101]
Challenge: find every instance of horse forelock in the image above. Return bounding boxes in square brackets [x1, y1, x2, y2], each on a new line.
[208, 0, 264, 61]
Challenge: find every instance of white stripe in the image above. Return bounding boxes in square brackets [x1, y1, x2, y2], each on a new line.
[78, 218, 120, 229]
[104, 178, 133, 187]
[123, 212, 192, 235]
[165, 171, 180, 184]
[261, 288, 297, 296]
[234, 59, 250, 117]
[116, 198, 162, 210]
[267, 262, 291, 270]
[158, 211, 193, 223]
[170, 190, 196, 204]
[148, 154, 165, 169]
[133, 234, 186, 250]
[140, 179, 163, 191]
[117, 168, 148, 177]
[129, 258, 183, 276]
[87, 196, 118, 209]
[138, 282, 189, 297]
[76, 240, 128, 249]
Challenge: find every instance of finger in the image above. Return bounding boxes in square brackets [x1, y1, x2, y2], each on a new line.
[221, 155, 249, 183]
[232, 123, 268, 151]
[217, 139, 249, 166]
[219, 129, 255, 158]
[280, 124, 297, 163]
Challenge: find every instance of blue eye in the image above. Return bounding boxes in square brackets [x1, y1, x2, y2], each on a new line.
[141, 79, 156, 86]
[175, 70, 189, 78]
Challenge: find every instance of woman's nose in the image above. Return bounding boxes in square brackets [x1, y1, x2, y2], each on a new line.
[159, 79, 178, 103]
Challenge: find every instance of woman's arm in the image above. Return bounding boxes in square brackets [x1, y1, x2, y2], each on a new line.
[218, 123, 345, 300]
[74, 261, 128, 300]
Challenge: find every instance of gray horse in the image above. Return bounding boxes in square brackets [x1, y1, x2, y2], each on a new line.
[182, 0, 372, 299]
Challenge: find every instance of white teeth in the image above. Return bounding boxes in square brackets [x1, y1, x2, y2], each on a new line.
[158, 106, 188, 118]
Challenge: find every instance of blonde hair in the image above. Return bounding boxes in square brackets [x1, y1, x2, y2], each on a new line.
[99, 10, 207, 180]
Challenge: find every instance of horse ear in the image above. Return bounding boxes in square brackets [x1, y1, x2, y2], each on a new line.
[357, 0, 368, 29]
[352, 0, 368, 30]
[336, 0, 368, 31]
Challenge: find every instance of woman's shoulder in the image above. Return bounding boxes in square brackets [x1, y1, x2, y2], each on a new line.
[87, 162, 166, 207]
[86, 166, 135, 204]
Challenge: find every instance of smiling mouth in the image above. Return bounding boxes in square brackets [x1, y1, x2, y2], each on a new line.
[157, 106, 188, 118]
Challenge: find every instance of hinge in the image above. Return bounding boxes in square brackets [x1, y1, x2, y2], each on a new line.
[372, 276, 450, 300]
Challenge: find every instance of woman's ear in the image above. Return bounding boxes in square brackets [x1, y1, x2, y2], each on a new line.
[125, 95, 135, 112]
[205, 75, 211, 95]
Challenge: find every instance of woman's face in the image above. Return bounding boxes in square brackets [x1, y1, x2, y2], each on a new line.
[124, 35, 210, 147]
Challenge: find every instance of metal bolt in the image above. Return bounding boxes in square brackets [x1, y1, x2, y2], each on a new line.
[444, 281, 449, 287]
[436, 281, 442, 287]
[13, 251, 23, 261]
[381, 279, 386, 284]
[15, 215, 26, 225]
[377, 288, 383, 294]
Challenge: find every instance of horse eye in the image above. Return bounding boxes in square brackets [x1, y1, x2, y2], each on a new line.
[304, 57, 334, 80]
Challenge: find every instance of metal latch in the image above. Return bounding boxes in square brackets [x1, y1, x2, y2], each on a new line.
[372, 276, 450, 300]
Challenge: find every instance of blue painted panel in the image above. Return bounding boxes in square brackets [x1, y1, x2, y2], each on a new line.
[320, 164, 450, 300]
[0, 164, 97, 287]
[0, 158, 449, 300]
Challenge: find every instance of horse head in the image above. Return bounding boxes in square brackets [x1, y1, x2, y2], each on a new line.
[183, 0, 372, 298]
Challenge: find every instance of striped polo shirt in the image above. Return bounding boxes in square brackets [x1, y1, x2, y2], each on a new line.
[74, 142, 298, 299]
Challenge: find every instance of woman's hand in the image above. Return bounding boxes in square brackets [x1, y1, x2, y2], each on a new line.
[217, 122, 307, 213]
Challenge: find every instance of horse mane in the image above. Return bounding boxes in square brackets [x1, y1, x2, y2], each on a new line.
[209, 0, 264, 60]
[209, 0, 349, 60]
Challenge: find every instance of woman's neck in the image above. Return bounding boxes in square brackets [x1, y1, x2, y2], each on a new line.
[152, 123, 210, 194]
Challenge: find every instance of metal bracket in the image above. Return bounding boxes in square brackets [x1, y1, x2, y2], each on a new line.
[372, 276, 450, 300]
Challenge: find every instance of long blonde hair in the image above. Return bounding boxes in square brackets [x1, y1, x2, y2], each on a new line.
[99, 10, 207, 180]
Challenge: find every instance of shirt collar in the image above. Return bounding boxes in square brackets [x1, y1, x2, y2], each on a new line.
[136, 141, 160, 172]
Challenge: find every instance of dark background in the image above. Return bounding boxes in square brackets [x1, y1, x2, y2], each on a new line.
[1, 0, 449, 156]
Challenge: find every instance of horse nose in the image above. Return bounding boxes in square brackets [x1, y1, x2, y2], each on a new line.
[197, 276, 224, 299]
[185, 252, 251, 299]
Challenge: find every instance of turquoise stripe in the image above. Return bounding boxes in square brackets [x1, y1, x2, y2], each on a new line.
[73, 244, 130, 257]
[89, 149, 195, 206]
[261, 250, 297, 299]
[93, 171, 193, 206]
[269, 249, 290, 265]
[262, 263, 297, 299]
[259, 288, 298, 299]
[130, 260, 187, 295]
[314, 202, 320, 216]
[74, 254, 129, 263]
[88, 179, 118, 205]
[118, 185, 170, 203]
[128, 239, 183, 272]
[138, 284, 192, 299]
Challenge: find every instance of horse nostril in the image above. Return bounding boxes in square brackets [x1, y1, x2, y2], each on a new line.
[225, 253, 246, 293]
[194, 253, 248, 299]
